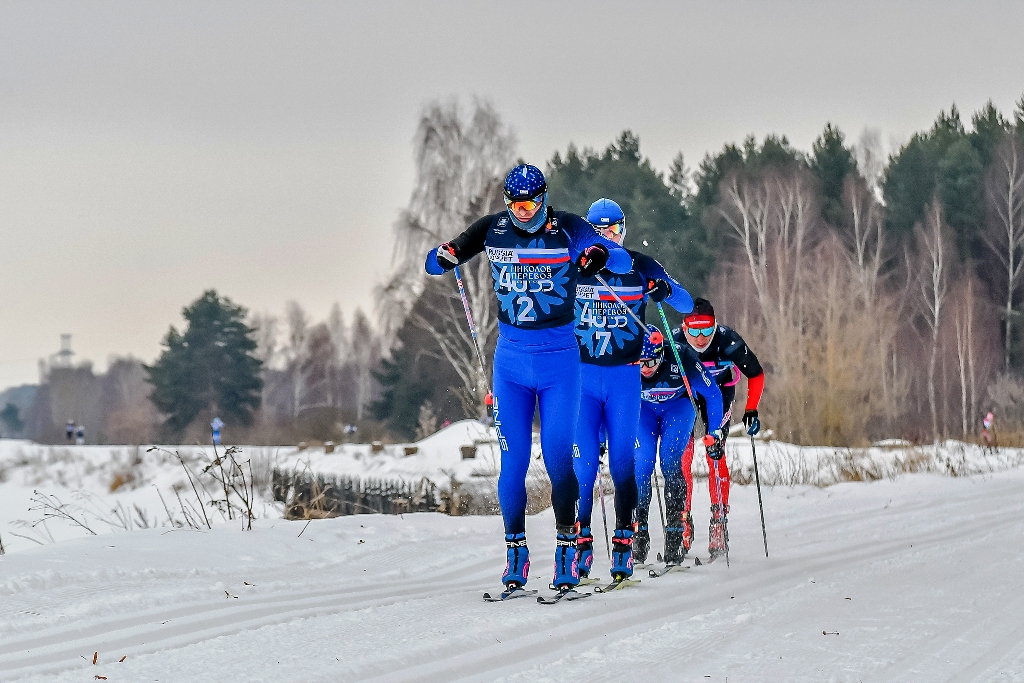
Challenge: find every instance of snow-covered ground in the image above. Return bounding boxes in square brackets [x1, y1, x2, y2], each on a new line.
[2, 428, 1024, 681]
[1, 459, 1024, 680]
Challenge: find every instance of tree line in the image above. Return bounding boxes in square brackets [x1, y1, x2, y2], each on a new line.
[12, 95, 1024, 446]
[377, 96, 1024, 446]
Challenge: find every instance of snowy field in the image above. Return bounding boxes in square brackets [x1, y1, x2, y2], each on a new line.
[1, 468, 1023, 680]
[2, 430, 1024, 681]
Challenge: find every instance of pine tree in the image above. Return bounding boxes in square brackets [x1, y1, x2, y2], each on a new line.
[146, 290, 263, 435]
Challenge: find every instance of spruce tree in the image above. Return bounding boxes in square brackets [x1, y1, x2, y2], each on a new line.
[146, 290, 263, 435]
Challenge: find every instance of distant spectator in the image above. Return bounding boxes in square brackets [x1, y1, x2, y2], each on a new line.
[211, 416, 224, 446]
[344, 424, 357, 435]
[66, 420, 75, 443]
[75, 425, 85, 446]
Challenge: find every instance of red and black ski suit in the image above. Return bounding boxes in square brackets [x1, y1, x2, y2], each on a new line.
[675, 324, 764, 511]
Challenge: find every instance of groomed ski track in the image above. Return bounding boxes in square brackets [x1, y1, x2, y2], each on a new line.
[2, 468, 1023, 682]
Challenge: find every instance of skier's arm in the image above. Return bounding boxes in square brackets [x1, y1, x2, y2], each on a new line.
[424, 214, 491, 275]
[683, 350, 724, 432]
[564, 213, 631, 273]
[632, 252, 694, 313]
[720, 328, 764, 411]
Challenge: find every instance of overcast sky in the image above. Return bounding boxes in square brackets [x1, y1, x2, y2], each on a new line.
[2, 1, 1023, 390]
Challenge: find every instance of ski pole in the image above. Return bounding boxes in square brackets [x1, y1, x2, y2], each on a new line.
[711, 454, 730, 567]
[597, 446, 611, 561]
[453, 265, 492, 405]
[654, 302, 704, 436]
[653, 468, 666, 535]
[750, 433, 769, 558]
[591, 273, 702, 423]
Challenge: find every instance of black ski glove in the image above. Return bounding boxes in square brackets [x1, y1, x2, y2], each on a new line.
[703, 431, 725, 460]
[646, 278, 671, 303]
[743, 409, 760, 436]
[577, 244, 609, 278]
[436, 242, 458, 271]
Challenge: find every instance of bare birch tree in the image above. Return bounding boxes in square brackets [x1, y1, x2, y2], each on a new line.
[916, 200, 952, 441]
[983, 131, 1024, 370]
[717, 167, 818, 437]
[377, 98, 515, 416]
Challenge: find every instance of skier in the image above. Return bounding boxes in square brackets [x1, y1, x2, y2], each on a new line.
[981, 411, 995, 453]
[572, 198, 692, 582]
[66, 420, 75, 443]
[635, 325, 723, 565]
[425, 164, 631, 594]
[75, 424, 85, 446]
[211, 417, 224, 446]
[678, 298, 764, 560]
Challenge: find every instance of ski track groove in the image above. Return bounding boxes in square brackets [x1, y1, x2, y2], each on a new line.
[0, 556, 498, 677]
[4, 472, 1023, 681]
[353, 498, 1024, 682]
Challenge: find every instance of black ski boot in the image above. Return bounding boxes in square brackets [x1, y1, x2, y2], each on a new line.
[663, 528, 686, 565]
[634, 524, 650, 564]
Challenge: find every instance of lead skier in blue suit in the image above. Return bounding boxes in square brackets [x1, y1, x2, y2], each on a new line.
[426, 165, 630, 593]
[572, 198, 692, 582]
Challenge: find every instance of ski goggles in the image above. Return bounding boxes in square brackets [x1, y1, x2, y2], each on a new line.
[686, 325, 716, 338]
[640, 358, 661, 368]
[593, 220, 625, 237]
[504, 195, 544, 212]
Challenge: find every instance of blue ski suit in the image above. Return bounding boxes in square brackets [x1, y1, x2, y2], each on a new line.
[426, 208, 630, 534]
[573, 250, 692, 531]
[635, 345, 723, 526]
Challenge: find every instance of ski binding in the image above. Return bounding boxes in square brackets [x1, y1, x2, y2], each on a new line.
[483, 585, 538, 602]
[648, 564, 690, 578]
[537, 587, 592, 604]
[593, 576, 641, 593]
[548, 576, 600, 590]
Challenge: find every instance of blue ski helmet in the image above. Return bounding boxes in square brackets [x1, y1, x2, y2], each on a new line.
[641, 324, 664, 360]
[587, 198, 625, 226]
[504, 164, 547, 201]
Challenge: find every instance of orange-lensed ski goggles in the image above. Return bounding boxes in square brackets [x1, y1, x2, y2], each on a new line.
[504, 196, 544, 212]
[595, 220, 625, 236]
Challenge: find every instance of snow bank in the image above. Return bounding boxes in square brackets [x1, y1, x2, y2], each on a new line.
[3, 422, 1023, 555]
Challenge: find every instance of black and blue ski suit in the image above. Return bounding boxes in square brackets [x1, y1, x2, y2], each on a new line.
[573, 250, 691, 535]
[635, 345, 723, 527]
[426, 208, 630, 535]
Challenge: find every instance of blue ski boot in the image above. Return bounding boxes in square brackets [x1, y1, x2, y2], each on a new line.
[611, 528, 634, 579]
[577, 526, 594, 578]
[502, 532, 530, 588]
[552, 525, 580, 589]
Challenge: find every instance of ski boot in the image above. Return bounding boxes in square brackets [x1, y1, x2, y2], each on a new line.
[552, 525, 580, 589]
[611, 528, 634, 579]
[663, 527, 685, 565]
[577, 526, 594, 578]
[633, 524, 650, 564]
[502, 532, 530, 588]
[709, 504, 730, 560]
[681, 510, 694, 553]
